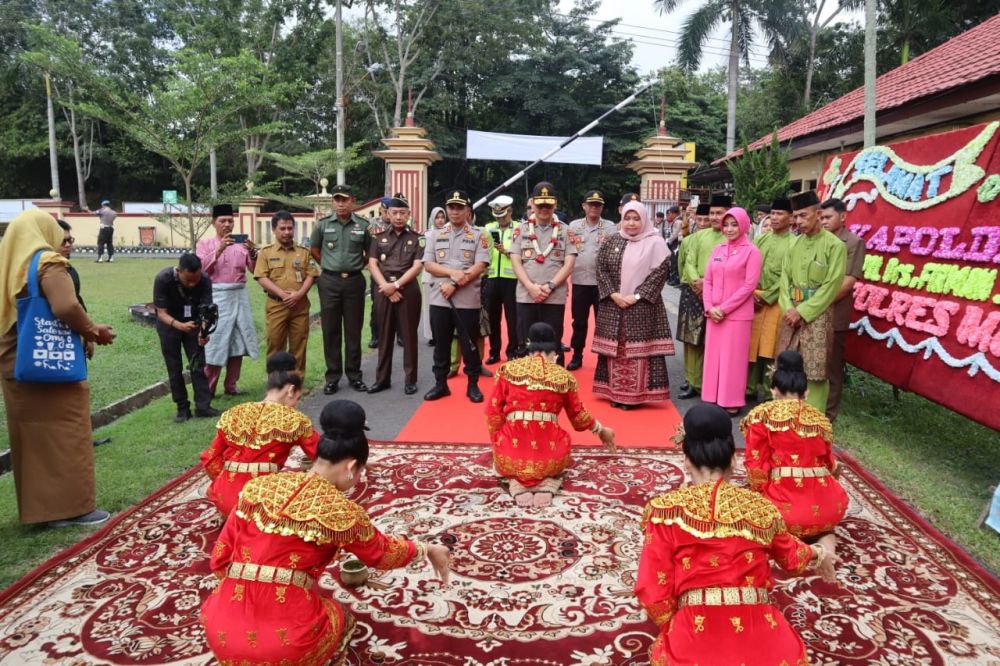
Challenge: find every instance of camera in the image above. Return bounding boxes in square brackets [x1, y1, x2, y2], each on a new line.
[194, 303, 219, 336]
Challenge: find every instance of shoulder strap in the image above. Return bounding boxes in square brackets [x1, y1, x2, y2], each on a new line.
[27, 251, 44, 299]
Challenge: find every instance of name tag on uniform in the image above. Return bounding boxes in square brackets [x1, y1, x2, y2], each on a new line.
[183, 305, 192, 318]
[268, 256, 282, 262]
[295, 270, 303, 282]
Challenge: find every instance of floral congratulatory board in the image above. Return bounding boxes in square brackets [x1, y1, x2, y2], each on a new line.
[820, 121, 1000, 431]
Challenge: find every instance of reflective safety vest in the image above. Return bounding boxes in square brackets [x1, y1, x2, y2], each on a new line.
[484, 221, 517, 279]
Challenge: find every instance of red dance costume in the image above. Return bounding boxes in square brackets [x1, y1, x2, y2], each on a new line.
[741, 399, 848, 537]
[485, 355, 596, 487]
[636, 480, 816, 665]
[200, 401, 320, 515]
[201, 471, 421, 665]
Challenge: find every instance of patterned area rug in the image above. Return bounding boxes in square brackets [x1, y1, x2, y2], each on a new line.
[0, 444, 998, 665]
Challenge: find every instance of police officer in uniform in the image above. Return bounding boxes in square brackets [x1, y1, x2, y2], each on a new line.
[566, 189, 615, 370]
[310, 184, 371, 395]
[254, 210, 319, 374]
[422, 190, 491, 403]
[367, 194, 424, 395]
[510, 182, 578, 366]
[483, 195, 519, 363]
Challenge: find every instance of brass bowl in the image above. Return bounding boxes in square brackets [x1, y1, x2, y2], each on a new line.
[340, 559, 369, 587]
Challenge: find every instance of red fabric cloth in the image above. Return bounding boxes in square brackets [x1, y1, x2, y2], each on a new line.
[199, 402, 320, 515]
[200, 472, 417, 665]
[742, 399, 848, 537]
[636, 480, 814, 665]
[485, 356, 596, 487]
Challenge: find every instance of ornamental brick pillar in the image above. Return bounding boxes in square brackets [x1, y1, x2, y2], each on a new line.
[628, 122, 697, 216]
[305, 179, 335, 244]
[32, 198, 73, 220]
[373, 123, 441, 233]
[238, 195, 267, 243]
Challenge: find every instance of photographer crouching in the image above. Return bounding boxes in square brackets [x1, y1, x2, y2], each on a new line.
[153, 253, 221, 423]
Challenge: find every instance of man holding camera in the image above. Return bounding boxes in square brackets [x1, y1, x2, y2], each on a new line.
[153, 253, 220, 423]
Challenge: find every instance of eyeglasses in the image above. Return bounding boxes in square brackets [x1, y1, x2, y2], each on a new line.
[62, 237, 75, 246]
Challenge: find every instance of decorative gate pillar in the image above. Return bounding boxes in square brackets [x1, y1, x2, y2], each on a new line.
[373, 123, 441, 232]
[238, 195, 268, 243]
[628, 120, 697, 214]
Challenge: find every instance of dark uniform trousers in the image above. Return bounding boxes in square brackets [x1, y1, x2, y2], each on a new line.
[486, 277, 518, 359]
[369, 276, 379, 339]
[516, 302, 566, 365]
[97, 227, 114, 259]
[374, 281, 421, 385]
[430, 305, 481, 382]
[318, 271, 366, 384]
[570, 284, 599, 358]
[265, 296, 311, 374]
[157, 325, 211, 412]
[826, 329, 848, 422]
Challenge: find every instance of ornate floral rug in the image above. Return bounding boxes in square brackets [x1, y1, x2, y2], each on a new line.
[0, 445, 998, 665]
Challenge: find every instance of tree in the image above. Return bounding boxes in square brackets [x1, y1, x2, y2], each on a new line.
[728, 132, 789, 211]
[798, 0, 862, 108]
[654, 0, 798, 154]
[254, 145, 366, 195]
[39, 28, 288, 245]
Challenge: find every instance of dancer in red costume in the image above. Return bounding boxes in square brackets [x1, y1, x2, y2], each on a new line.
[636, 404, 837, 666]
[486, 322, 616, 507]
[201, 400, 450, 665]
[742, 350, 848, 557]
[199, 353, 319, 515]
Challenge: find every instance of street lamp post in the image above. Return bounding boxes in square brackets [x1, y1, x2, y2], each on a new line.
[334, 0, 350, 185]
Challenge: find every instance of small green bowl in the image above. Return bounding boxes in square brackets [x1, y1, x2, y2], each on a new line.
[340, 559, 369, 587]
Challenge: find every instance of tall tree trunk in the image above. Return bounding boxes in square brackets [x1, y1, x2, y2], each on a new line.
[900, 37, 910, 65]
[69, 106, 86, 210]
[210, 148, 218, 198]
[804, 27, 820, 110]
[184, 174, 196, 248]
[725, 12, 739, 154]
[44, 73, 61, 198]
[863, 0, 877, 147]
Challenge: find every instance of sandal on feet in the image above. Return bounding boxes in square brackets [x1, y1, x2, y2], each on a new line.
[532, 492, 553, 507]
[515, 493, 534, 507]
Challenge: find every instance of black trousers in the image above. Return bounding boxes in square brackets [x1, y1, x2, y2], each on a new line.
[666, 242, 680, 284]
[430, 304, 481, 382]
[318, 272, 366, 384]
[486, 278, 518, 359]
[516, 302, 566, 365]
[97, 227, 114, 259]
[374, 282, 421, 385]
[157, 325, 211, 412]
[570, 284, 599, 358]
[369, 276, 379, 339]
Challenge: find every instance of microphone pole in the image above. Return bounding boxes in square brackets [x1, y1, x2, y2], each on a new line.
[471, 80, 655, 210]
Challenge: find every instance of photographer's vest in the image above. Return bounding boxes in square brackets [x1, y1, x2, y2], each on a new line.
[484, 221, 516, 280]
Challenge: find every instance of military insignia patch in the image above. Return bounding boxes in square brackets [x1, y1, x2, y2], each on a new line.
[418, 237, 426, 248]
[380, 237, 389, 243]
[437, 249, 446, 259]
[463, 250, 472, 259]
[479, 235, 489, 249]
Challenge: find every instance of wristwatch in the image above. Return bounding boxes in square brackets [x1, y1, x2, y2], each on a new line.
[546, 281, 557, 291]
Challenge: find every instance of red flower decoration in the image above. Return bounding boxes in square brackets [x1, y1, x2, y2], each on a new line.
[535, 255, 545, 263]
[528, 234, 538, 241]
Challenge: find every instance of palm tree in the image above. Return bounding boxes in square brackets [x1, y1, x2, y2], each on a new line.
[654, 0, 797, 153]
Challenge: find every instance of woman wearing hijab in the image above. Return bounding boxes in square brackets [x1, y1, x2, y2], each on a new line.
[421, 207, 446, 345]
[592, 200, 674, 409]
[702, 207, 763, 415]
[201, 399, 451, 666]
[636, 403, 837, 666]
[0, 210, 116, 527]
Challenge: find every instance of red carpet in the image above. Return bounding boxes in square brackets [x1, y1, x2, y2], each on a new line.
[398, 305, 682, 447]
[2, 445, 999, 665]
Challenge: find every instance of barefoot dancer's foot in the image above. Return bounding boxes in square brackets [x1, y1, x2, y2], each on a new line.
[532, 492, 553, 507]
[817, 532, 838, 559]
[515, 493, 534, 507]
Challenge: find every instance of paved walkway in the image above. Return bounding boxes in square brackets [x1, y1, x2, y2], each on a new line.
[299, 284, 750, 447]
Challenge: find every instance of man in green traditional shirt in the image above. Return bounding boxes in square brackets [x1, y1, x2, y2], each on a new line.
[676, 195, 728, 400]
[777, 190, 847, 411]
[746, 198, 795, 399]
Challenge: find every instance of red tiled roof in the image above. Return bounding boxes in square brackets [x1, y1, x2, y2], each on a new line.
[719, 13, 1000, 162]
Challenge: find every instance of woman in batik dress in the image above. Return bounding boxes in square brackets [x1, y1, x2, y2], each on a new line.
[636, 404, 838, 666]
[486, 322, 616, 508]
[199, 356, 319, 515]
[741, 350, 848, 557]
[201, 400, 451, 666]
[593, 201, 674, 409]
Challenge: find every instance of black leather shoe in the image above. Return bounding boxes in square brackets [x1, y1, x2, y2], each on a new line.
[561, 343, 571, 352]
[424, 384, 451, 401]
[619, 403, 639, 411]
[350, 379, 369, 392]
[466, 382, 484, 403]
[486, 353, 500, 364]
[566, 357, 583, 371]
[679, 381, 690, 392]
[194, 407, 222, 418]
[427, 338, 435, 346]
[174, 409, 192, 423]
[677, 387, 699, 400]
[404, 383, 418, 395]
[368, 338, 379, 349]
[368, 382, 391, 394]
[323, 382, 339, 395]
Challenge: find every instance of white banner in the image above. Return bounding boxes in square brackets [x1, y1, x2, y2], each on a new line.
[465, 130, 604, 165]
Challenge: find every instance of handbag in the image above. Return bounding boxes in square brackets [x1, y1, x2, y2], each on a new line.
[14, 250, 88, 383]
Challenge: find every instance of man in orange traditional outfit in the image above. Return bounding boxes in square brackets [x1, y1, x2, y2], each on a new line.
[636, 404, 837, 666]
[201, 400, 450, 665]
[486, 322, 615, 507]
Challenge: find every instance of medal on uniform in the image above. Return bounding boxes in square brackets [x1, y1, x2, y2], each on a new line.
[437, 249, 446, 259]
[327, 241, 335, 249]
[380, 253, 387, 262]
[524, 249, 534, 258]
[406, 240, 413, 245]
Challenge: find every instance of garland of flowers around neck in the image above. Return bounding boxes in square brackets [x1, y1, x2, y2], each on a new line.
[527, 221, 561, 263]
